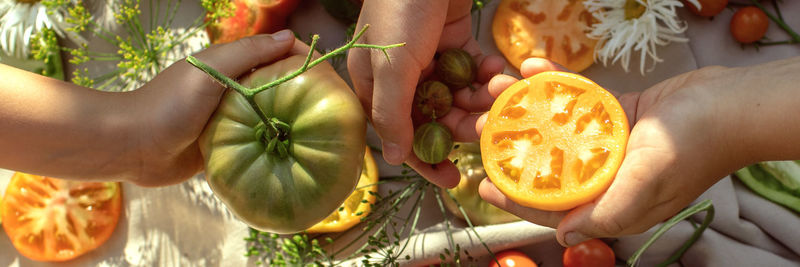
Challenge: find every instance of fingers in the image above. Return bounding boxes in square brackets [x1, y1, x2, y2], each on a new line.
[478, 178, 567, 228]
[451, 55, 506, 112]
[520, 57, 569, 77]
[162, 30, 296, 102]
[617, 92, 642, 126]
[487, 74, 520, 99]
[370, 51, 422, 165]
[438, 108, 483, 142]
[191, 30, 296, 79]
[554, 139, 680, 247]
[406, 156, 461, 188]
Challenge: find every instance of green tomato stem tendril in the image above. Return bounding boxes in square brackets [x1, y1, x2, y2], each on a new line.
[627, 199, 714, 267]
[185, 24, 404, 144]
[186, 24, 405, 157]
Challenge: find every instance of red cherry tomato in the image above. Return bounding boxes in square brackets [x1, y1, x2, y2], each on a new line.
[563, 239, 615, 267]
[730, 6, 769, 44]
[684, 0, 728, 17]
[489, 249, 538, 267]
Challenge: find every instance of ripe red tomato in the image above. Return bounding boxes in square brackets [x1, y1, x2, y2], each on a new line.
[684, 0, 728, 17]
[489, 249, 538, 267]
[206, 0, 301, 44]
[563, 239, 615, 267]
[730, 6, 769, 44]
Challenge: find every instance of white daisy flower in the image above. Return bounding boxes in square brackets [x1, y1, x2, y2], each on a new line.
[583, 0, 700, 74]
[0, 0, 86, 58]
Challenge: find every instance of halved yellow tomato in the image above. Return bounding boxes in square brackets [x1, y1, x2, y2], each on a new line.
[1, 173, 122, 261]
[492, 0, 597, 72]
[305, 147, 378, 233]
[480, 71, 628, 211]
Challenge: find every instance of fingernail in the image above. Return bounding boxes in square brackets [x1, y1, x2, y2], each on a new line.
[272, 30, 293, 41]
[382, 142, 404, 165]
[564, 232, 589, 247]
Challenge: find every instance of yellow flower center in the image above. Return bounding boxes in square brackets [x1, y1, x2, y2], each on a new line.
[624, 0, 647, 20]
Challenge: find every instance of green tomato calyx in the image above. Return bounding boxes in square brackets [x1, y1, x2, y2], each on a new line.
[255, 120, 291, 158]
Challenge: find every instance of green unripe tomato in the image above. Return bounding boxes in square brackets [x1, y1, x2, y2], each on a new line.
[413, 122, 454, 164]
[200, 55, 366, 234]
[414, 80, 453, 119]
[435, 48, 477, 89]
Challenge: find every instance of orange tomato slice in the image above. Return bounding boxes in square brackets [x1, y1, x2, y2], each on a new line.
[1, 173, 122, 261]
[480, 71, 628, 211]
[492, 0, 597, 72]
[305, 147, 378, 233]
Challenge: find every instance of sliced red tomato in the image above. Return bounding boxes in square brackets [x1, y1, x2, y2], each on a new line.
[480, 71, 628, 211]
[1, 173, 122, 262]
[492, 0, 597, 72]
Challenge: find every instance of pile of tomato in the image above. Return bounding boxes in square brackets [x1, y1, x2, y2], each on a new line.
[488, 239, 616, 267]
[685, 0, 770, 44]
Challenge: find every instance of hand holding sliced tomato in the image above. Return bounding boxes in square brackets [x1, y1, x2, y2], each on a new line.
[480, 70, 628, 211]
[1, 173, 122, 262]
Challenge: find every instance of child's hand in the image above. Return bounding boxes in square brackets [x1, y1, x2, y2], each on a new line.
[0, 30, 299, 187]
[128, 30, 301, 186]
[347, 0, 505, 188]
[477, 58, 751, 247]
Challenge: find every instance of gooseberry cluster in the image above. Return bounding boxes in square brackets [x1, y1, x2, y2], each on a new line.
[412, 48, 477, 164]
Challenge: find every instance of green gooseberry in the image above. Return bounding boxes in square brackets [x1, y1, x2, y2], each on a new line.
[413, 122, 454, 164]
[414, 80, 453, 119]
[435, 48, 477, 90]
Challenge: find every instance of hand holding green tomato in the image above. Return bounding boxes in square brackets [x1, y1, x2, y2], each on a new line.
[186, 27, 406, 233]
[0, 30, 297, 187]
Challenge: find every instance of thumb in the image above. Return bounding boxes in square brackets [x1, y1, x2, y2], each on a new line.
[555, 144, 674, 247]
[192, 29, 296, 78]
[164, 30, 297, 100]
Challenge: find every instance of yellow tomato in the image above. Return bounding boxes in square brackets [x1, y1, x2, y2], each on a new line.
[305, 147, 378, 233]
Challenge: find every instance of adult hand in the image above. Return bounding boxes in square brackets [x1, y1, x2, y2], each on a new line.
[348, 0, 505, 188]
[477, 57, 755, 247]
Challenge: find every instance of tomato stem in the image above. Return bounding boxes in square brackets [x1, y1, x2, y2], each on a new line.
[247, 24, 405, 95]
[756, 39, 799, 46]
[749, 0, 800, 43]
[185, 24, 404, 141]
[626, 199, 714, 267]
